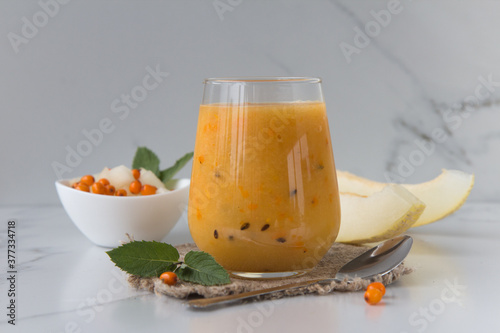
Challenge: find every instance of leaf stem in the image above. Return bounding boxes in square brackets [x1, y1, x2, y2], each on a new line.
[172, 261, 184, 272]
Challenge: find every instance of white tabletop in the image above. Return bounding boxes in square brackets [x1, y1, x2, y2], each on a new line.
[1, 202, 498, 333]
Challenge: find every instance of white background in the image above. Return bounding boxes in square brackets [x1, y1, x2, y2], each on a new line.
[1, 0, 499, 205]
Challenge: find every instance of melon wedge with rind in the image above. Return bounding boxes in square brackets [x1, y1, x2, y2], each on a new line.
[337, 169, 474, 227]
[337, 184, 425, 244]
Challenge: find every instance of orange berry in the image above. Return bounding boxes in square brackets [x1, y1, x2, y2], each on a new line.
[98, 178, 110, 186]
[367, 282, 386, 296]
[159, 272, 178, 286]
[132, 169, 141, 180]
[129, 180, 142, 194]
[91, 182, 106, 195]
[141, 184, 157, 196]
[364, 287, 383, 305]
[115, 189, 127, 196]
[105, 185, 116, 195]
[76, 184, 90, 192]
[80, 175, 95, 186]
[72, 182, 79, 189]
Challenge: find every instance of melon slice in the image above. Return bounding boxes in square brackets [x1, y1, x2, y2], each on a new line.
[94, 165, 168, 195]
[337, 184, 425, 244]
[97, 165, 135, 194]
[139, 168, 166, 190]
[337, 169, 474, 227]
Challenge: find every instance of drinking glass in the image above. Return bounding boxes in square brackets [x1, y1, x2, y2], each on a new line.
[188, 77, 341, 279]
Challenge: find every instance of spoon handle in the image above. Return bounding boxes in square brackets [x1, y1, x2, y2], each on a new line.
[188, 278, 334, 308]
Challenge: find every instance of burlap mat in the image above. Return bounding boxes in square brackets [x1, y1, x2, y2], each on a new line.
[127, 242, 413, 300]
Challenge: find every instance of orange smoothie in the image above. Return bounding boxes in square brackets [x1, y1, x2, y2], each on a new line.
[188, 102, 340, 273]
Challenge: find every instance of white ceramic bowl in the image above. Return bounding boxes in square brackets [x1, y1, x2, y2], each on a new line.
[55, 178, 190, 247]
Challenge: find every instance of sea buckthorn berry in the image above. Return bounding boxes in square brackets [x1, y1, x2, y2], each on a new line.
[364, 286, 383, 305]
[115, 189, 127, 196]
[129, 180, 142, 194]
[98, 178, 110, 186]
[132, 169, 141, 180]
[80, 175, 95, 186]
[141, 184, 157, 196]
[76, 184, 90, 192]
[105, 185, 116, 195]
[72, 182, 79, 189]
[91, 182, 106, 195]
[367, 282, 386, 296]
[159, 272, 178, 286]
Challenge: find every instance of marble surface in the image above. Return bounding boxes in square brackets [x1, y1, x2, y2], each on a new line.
[0, 202, 499, 333]
[1, 0, 499, 206]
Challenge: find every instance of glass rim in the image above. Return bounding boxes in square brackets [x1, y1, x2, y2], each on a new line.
[203, 77, 322, 84]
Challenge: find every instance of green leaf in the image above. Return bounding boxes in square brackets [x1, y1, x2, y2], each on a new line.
[159, 152, 194, 184]
[176, 251, 231, 286]
[106, 241, 180, 277]
[132, 147, 161, 177]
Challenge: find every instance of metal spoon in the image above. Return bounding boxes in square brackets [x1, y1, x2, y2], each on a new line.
[188, 235, 413, 309]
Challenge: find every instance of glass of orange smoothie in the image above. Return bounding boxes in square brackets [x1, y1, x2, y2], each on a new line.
[188, 77, 340, 279]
